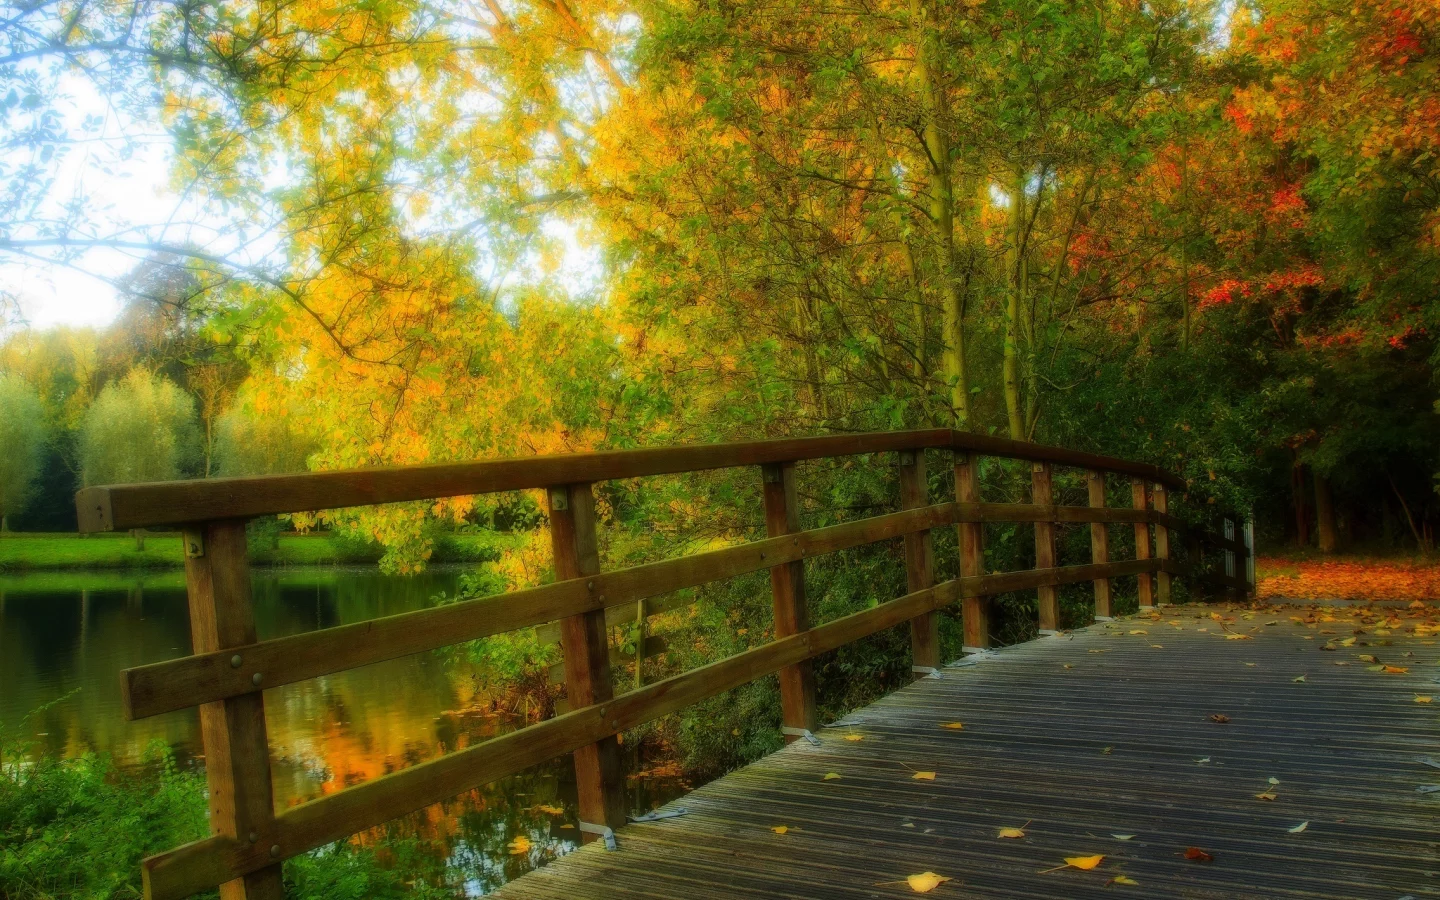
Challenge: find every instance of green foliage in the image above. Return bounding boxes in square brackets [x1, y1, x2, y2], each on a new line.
[80, 369, 200, 486]
[0, 375, 46, 528]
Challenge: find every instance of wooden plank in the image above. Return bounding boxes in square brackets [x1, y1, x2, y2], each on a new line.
[1131, 478, 1153, 610]
[548, 483, 625, 842]
[77, 429, 1184, 532]
[139, 554, 1168, 900]
[1032, 462, 1059, 632]
[763, 462, 817, 742]
[174, 521, 282, 900]
[954, 452, 988, 652]
[1153, 482, 1172, 605]
[123, 501, 963, 720]
[1087, 470, 1111, 618]
[899, 451, 938, 676]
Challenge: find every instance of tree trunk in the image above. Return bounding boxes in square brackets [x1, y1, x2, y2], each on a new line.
[1003, 166, 1027, 440]
[912, 0, 969, 428]
[1290, 460, 1311, 548]
[1314, 475, 1338, 553]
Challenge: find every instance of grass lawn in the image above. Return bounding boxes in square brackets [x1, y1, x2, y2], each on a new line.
[0, 532, 498, 570]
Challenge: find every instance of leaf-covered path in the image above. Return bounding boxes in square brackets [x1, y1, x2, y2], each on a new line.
[492, 603, 1439, 899]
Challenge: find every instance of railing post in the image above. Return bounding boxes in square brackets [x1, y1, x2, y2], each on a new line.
[1244, 514, 1256, 599]
[1153, 483, 1171, 606]
[1224, 516, 1238, 600]
[762, 462, 818, 743]
[1032, 462, 1059, 634]
[1131, 478, 1154, 611]
[1087, 470, 1111, 619]
[954, 452, 990, 652]
[899, 450, 939, 678]
[548, 483, 626, 842]
[183, 520, 283, 900]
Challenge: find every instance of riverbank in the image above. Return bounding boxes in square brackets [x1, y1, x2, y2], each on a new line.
[0, 532, 498, 571]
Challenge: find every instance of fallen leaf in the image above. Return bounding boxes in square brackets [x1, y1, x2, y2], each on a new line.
[771, 825, 789, 834]
[1129, 630, 1148, 635]
[912, 771, 937, 781]
[1339, 637, 1357, 647]
[1063, 663, 1074, 669]
[1357, 654, 1379, 663]
[1064, 854, 1105, 870]
[1287, 821, 1309, 833]
[941, 722, 965, 730]
[1184, 847, 1214, 862]
[507, 836, 533, 855]
[845, 734, 865, 742]
[1210, 714, 1231, 723]
[1244, 662, 1257, 667]
[1255, 790, 1278, 801]
[1111, 834, 1136, 841]
[559, 823, 574, 829]
[1382, 665, 1409, 674]
[823, 772, 843, 781]
[1110, 875, 1141, 886]
[536, 804, 564, 815]
[998, 826, 1027, 839]
[1196, 757, 1211, 764]
[1226, 634, 1252, 640]
[1415, 695, 1433, 704]
[1268, 777, 1280, 785]
[905, 872, 951, 893]
[1292, 675, 1307, 683]
[1151, 644, 1164, 649]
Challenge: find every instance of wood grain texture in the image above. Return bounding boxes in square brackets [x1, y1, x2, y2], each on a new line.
[1087, 469, 1111, 618]
[491, 604, 1440, 900]
[1032, 462, 1059, 632]
[1153, 483, 1172, 605]
[899, 451, 939, 675]
[549, 483, 626, 840]
[77, 430, 1184, 532]
[763, 462, 817, 741]
[1132, 479, 1154, 610]
[954, 452, 989, 651]
[139, 557, 1168, 899]
[171, 521, 282, 900]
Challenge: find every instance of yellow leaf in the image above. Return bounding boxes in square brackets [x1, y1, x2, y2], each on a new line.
[1063, 663, 1074, 669]
[1339, 637, 1357, 647]
[1382, 665, 1409, 674]
[1292, 675, 1307, 683]
[507, 835, 533, 855]
[940, 722, 965, 730]
[845, 734, 865, 742]
[1064, 854, 1105, 870]
[1111, 875, 1140, 886]
[1151, 644, 1164, 649]
[906, 872, 952, 893]
[1244, 662, 1257, 667]
[1111, 834, 1136, 840]
[1254, 790, 1277, 801]
[998, 827, 1026, 839]
[771, 825, 789, 834]
[1357, 654, 1379, 663]
[1415, 695, 1433, 704]
[912, 771, 937, 781]
[1129, 630, 1148, 635]
[1226, 634, 1252, 640]
[1287, 821, 1308, 833]
[823, 772, 843, 780]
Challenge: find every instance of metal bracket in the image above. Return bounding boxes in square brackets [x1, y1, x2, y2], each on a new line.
[578, 821, 617, 850]
[898, 450, 917, 466]
[548, 487, 569, 511]
[182, 530, 205, 559]
[781, 726, 821, 746]
[629, 807, 689, 823]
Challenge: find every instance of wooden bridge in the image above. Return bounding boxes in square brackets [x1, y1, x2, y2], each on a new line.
[81, 427, 1380, 900]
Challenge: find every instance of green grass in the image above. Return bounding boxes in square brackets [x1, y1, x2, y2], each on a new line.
[0, 532, 498, 571]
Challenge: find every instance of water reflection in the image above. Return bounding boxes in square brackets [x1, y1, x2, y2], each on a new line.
[0, 566, 686, 895]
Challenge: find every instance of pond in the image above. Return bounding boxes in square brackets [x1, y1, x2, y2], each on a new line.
[0, 566, 687, 895]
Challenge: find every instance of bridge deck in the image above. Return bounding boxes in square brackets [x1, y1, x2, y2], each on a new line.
[493, 603, 1438, 899]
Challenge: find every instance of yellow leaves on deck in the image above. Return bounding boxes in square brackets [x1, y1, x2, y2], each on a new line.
[1288, 821, 1309, 833]
[1382, 665, 1409, 674]
[507, 835, 532, 855]
[1110, 875, 1140, 886]
[823, 772, 843, 780]
[940, 722, 965, 730]
[912, 771, 937, 781]
[1063, 854, 1105, 870]
[997, 826, 1026, 839]
[905, 872, 951, 892]
[1254, 789, 1278, 801]
[771, 825, 789, 834]
[1129, 629, 1148, 635]
[1416, 695, 1433, 704]
[1225, 633, 1252, 640]
[845, 734, 865, 742]
[1292, 675, 1307, 683]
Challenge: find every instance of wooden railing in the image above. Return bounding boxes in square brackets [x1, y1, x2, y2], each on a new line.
[77, 429, 1253, 900]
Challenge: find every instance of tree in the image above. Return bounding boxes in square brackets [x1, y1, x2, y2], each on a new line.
[214, 388, 315, 477]
[80, 369, 200, 547]
[0, 375, 46, 531]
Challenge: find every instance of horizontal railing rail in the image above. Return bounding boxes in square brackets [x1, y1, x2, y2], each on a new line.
[78, 430, 1247, 900]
